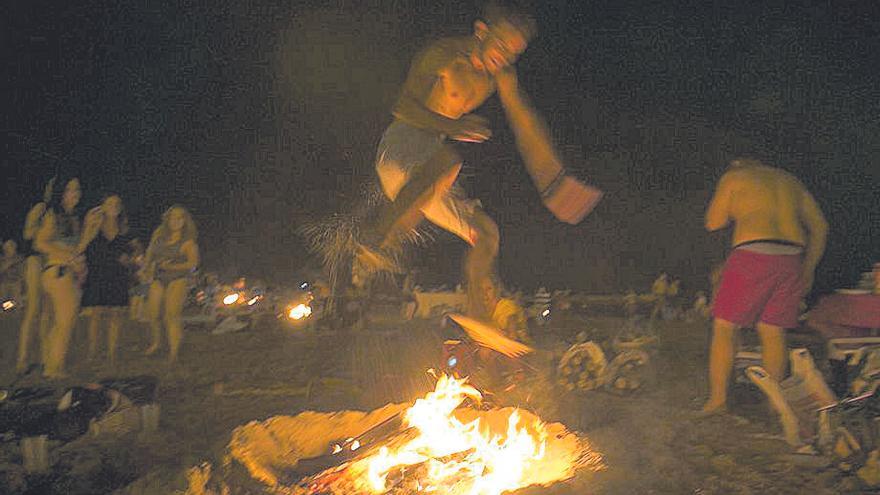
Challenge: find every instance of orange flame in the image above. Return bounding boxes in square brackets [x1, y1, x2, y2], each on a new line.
[345, 374, 592, 494]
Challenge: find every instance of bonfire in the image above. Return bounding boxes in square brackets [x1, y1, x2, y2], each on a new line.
[188, 374, 602, 495]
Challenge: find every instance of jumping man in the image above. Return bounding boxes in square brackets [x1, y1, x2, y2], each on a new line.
[358, 4, 601, 320]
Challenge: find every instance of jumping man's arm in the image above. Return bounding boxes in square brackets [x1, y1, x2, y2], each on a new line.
[494, 67, 601, 224]
[494, 67, 564, 192]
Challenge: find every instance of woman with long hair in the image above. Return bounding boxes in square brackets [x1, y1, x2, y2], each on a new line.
[79, 195, 133, 365]
[16, 180, 55, 372]
[34, 177, 92, 379]
[140, 205, 199, 363]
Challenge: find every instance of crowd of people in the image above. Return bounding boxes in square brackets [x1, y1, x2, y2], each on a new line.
[1, 177, 200, 380]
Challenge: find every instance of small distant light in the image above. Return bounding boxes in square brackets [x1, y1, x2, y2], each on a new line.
[300, 282, 308, 289]
[447, 356, 458, 368]
[351, 440, 360, 451]
[247, 296, 260, 306]
[542, 309, 551, 317]
[288, 303, 312, 320]
[223, 293, 240, 305]
[2, 300, 14, 311]
[332, 444, 342, 454]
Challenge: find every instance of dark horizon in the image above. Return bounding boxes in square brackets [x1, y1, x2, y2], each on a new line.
[3, 0, 878, 296]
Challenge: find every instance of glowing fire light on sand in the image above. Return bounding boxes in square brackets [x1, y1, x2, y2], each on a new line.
[334, 374, 601, 495]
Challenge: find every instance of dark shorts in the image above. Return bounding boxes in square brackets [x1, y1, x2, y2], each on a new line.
[712, 249, 803, 328]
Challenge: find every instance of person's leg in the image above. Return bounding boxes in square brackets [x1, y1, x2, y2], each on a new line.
[41, 268, 80, 378]
[754, 253, 800, 382]
[107, 308, 122, 366]
[418, 180, 499, 320]
[368, 143, 462, 252]
[17, 256, 42, 371]
[756, 322, 787, 382]
[377, 151, 462, 248]
[164, 278, 188, 363]
[146, 281, 165, 355]
[129, 293, 140, 321]
[87, 306, 102, 360]
[464, 209, 499, 320]
[38, 304, 52, 366]
[702, 318, 739, 413]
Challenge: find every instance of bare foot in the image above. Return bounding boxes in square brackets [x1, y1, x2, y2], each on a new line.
[696, 401, 727, 419]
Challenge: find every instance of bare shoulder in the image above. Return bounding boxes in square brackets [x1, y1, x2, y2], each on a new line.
[764, 167, 809, 193]
[718, 167, 749, 186]
[411, 36, 472, 74]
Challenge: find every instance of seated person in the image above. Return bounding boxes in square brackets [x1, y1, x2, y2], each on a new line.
[481, 277, 532, 345]
[468, 278, 531, 386]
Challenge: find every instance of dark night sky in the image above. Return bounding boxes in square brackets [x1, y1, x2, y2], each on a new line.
[2, 0, 878, 295]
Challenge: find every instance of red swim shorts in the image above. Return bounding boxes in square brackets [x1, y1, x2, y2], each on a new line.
[712, 249, 803, 328]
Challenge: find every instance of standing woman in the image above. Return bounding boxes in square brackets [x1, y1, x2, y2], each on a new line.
[141, 206, 199, 363]
[16, 180, 55, 372]
[34, 178, 92, 379]
[79, 195, 132, 365]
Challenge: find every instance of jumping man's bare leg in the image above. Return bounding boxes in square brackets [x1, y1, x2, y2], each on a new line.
[370, 148, 462, 252]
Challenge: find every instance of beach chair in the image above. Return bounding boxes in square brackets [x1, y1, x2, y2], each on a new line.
[746, 348, 837, 447]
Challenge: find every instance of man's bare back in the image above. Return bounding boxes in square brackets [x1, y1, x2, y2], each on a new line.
[706, 158, 828, 290]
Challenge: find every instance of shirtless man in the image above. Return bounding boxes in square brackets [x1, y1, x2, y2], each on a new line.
[701, 158, 828, 414]
[358, 4, 601, 320]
